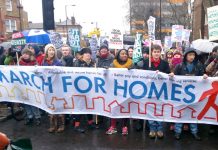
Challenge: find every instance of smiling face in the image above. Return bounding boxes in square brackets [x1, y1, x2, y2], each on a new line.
[47, 47, 55, 59]
[119, 50, 128, 62]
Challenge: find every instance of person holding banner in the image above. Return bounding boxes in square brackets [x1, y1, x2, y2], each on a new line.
[96, 45, 114, 68]
[73, 48, 97, 133]
[19, 48, 41, 126]
[128, 47, 134, 59]
[141, 44, 170, 139]
[205, 48, 218, 134]
[106, 49, 133, 135]
[171, 47, 208, 140]
[60, 44, 74, 67]
[42, 44, 64, 133]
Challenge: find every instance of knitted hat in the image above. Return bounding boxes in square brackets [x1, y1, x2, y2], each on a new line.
[22, 48, 34, 56]
[173, 50, 182, 56]
[29, 44, 40, 56]
[80, 48, 92, 55]
[99, 45, 109, 51]
[44, 44, 57, 57]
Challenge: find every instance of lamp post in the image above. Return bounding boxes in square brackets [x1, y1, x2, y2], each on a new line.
[159, 0, 162, 41]
[65, 4, 76, 44]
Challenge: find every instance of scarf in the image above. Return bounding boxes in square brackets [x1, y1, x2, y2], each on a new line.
[172, 58, 182, 68]
[19, 58, 37, 66]
[113, 58, 132, 68]
[151, 57, 161, 68]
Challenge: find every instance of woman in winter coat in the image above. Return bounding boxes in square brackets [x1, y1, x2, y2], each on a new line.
[73, 48, 97, 133]
[19, 48, 41, 126]
[42, 44, 64, 133]
[106, 49, 133, 135]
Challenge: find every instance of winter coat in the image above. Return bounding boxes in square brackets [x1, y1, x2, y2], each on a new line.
[42, 58, 62, 66]
[74, 59, 95, 68]
[19, 57, 37, 66]
[36, 54, 45, 66]
[61, 55, 74, 67]
[174, 48, 204, 76]
[142, 59, 170, 74]
[205, 59, 218, 77]
[111, 58, 133, 69]
[96, 54, 114, 68]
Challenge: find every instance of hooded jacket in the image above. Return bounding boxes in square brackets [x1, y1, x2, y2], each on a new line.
[96, 53, 114, 68]
[174, 48, 204, 76]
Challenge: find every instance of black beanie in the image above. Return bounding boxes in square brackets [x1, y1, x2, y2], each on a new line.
[80, 48, 92, 55]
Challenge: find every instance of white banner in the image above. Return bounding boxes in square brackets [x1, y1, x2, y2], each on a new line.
[109, 29, 123, 49]
[0, 66, 218, 125]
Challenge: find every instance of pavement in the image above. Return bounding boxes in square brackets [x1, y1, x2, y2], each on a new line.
[0, 115, 218, 150]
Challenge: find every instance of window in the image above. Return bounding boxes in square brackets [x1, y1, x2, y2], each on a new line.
[6, 0, 12, 11]
[5, 20, 17, 32]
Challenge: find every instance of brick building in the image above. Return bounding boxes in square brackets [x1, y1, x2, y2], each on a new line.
[0, 0, 28, 41]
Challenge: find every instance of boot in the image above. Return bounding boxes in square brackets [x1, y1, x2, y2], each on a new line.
[57, 115, 65, 133]
[48, 115, 57, 133]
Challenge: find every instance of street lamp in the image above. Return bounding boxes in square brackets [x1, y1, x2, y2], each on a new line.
[65, 4, 76, 44]
[159, 0, 162, 41]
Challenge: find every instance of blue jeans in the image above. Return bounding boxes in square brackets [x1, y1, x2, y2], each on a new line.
[24, 105, 41, 119]
[148, 120, 163, 132]
[175, 123, 198, 134]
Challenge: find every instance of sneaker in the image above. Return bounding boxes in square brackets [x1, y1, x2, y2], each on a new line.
[149, 131, 156, 139]
[35, 118, 41, 126]
[74, 126, 85, 133]
[175, 133, 181, 140]
[106, 126, 117, 135]
[157, 131, 164, 139]
[122, 126, 128, 135]
[193, 133, 201, 141]
[24, 118, 33, 125]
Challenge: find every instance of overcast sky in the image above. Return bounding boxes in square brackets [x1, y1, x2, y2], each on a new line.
[22, 0, 129, 35]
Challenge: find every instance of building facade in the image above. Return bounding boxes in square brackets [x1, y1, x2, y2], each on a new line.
[0, 0, 28, 41]
[28, 17, 82, 38]
[129, 0, 190, 41]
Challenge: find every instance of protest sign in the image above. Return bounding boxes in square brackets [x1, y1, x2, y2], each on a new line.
[147, 16, 156, 41]
[132, 33, 142, 64]
[171, 25, 184, 42]
[182, 29, 191, 42]
[109, 29, 123, 49]
[89, 34, 98, 59]
[0, 66, 218, 125]
[49, 32, 63, 49]
[11, 32, 26, 52]
[207, 5, 218, 41]
[68, 28, 80, 52]
[164, 36, 172, 48]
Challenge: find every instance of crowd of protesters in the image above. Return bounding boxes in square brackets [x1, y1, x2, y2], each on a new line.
[0, 42, 218, 141]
